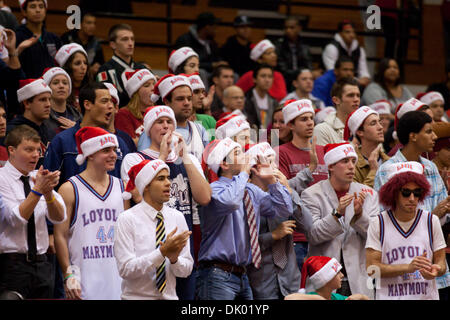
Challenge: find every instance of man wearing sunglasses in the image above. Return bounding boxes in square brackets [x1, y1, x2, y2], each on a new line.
[366, 161, 447, 300]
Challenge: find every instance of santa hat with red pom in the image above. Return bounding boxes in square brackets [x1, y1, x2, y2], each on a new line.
[168, 47, 198, 73]
[282, 99, 315, 124]
[122, 159, 170, 200]
[202, 138, 241, 174]
[299, 256, 342, 293]
[393, 98, 428, 140]
[215, 114, 250, 140]
[417, 91, 445, 106]
[343, 106, 378, 141]
[124, 69, 157, 98]
[186, 73, 205, 91]
[369, 100, 392, 115]
[75, 127, 118, 165]
[250, 39, 275, 61]
[55, 43, 87, 67]
[42, 67, 72, 95]
[103, 82, 120, 106]
[323, 142, 357, 167]
[17, 78, 52, 103]
[142, 105, 177, 136]
[151, 74, 192, 103]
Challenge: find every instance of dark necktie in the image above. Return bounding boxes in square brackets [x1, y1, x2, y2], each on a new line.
[155, 212, 166, 293]
[20, 175, 37, 259]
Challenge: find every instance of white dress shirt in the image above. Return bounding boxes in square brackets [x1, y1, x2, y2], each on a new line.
[114, 200, 193, 300]
[0, 161, 67, 255]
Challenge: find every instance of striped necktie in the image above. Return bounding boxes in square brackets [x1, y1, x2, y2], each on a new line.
[243, 189, 261, 269]
[155, 212, 166, 293]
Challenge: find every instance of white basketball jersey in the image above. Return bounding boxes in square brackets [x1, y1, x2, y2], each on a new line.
[377, 209, 439, 300]
[67, 174, 124, 300]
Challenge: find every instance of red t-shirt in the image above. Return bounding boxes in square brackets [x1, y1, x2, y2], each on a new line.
[236, 70, 287, 102]
[114, 108, 144, 139]
[0, 145, 8, 167]
[276, 142, 329, 242]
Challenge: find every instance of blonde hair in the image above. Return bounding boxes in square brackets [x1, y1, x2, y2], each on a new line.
[126, 93, 144, 120]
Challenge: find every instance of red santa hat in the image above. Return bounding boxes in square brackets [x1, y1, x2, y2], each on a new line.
[299, 256, 342, 293]
[151, 74, 192, 103]
[202, 138, 241, 174]
[215, 114, 250, 140]
[19, 0, 47, 9]
[103, 82, 120, 106]
[168, 47, 199, 73]
[314, 106, 336, 124]
[124, 69, 157, 98]
[55, 43, 87, 67]
[143, 105, 177, 136]
[122, 159, 170, 200]
[250, 39, 275, 61]
[245, 142, 276, 166]
[75, 127, 119, 165]
[418, 91, 445, 106]
[186, 73, 205, 91]
[282, 99, 315, 124]
[369, 100, 392, 115]
[343, 106, 378, 141]
[42, 67, 72, 95]
[378, 161, 430, 210]
[323, 142, 357, 167]
[17, 78, 52, 103]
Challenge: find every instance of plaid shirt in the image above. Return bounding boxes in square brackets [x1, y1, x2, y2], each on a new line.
[374, 149, 448, 220]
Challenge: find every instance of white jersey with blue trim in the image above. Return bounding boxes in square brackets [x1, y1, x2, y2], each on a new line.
[67, 174, 124, 300]
[377, 209, 439, 300]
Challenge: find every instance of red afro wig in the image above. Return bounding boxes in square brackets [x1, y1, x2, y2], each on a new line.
[379, 171, 430, 211]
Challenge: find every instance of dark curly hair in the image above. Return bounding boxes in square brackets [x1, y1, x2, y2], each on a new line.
[379, 171, 430, 211]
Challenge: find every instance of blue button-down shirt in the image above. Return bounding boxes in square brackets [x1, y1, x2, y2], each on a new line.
[374, 149, 448, 220]
[198, 172, 293, 267]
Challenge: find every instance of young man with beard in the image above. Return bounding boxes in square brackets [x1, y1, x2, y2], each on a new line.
[55, 127, 126, 300]
[121, 105, 211, 301]
[300, 142, 379, 298]
[115, 159, 193, 300]
[313, 77, 360, 146]
[343, 106, 390, 187]
[366, 161, 446, 300]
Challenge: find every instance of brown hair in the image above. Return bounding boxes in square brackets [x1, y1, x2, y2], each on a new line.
[5, 125, 41, 155]
[108, 24, 133, 42]
[126, 93, 144, 120]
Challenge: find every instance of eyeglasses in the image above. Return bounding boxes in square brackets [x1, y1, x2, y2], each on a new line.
[400, 188, 423, 198]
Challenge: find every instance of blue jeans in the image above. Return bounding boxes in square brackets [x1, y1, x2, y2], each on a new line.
[196, 266, 253, 300]
[293, 242, 308, 272]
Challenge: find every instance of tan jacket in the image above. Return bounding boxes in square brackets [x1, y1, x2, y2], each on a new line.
[354, 146, 390, 188]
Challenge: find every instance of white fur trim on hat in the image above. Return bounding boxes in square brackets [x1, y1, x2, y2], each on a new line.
[143, 106, 177, 136]
[103, 83, 120, 106]
[188, 74, 205, 91]
[344, 106, 378, 140]
[17, 79, 52, 103]
[369, 100, 392, 115]
[42, 67, 72, 95]
[419, 91, 445, 106]
[205, 138, 241, 174]
[397, 98, 427, 120]
[309, 258, 342, 290]
[250, 39, 275, 61]
[385, 161, 424, 181]
[55, 43, 87, 67]
[168, 47, 198, 72]
[215, 116, 250, 140]
[76, 133, 119, 165]
[135, 160, 170, 196]
[125, 69, 157, 98]
[151, 75, 192, 103]
[323, 143, 357, 167]
[314, 107, 335, 124]
[282, 99, 315, 124]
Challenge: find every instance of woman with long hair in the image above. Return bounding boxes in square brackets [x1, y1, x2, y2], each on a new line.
[362, 58, 413, 113]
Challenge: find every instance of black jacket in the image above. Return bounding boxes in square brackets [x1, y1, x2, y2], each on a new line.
[220, 35, 255, 76]
[244, 89, 279, 130]
[15, 24, 62, 78]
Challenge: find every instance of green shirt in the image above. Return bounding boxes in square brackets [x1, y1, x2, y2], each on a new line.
[195, 114, 216, 141]
[307, 292, 347, 300]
